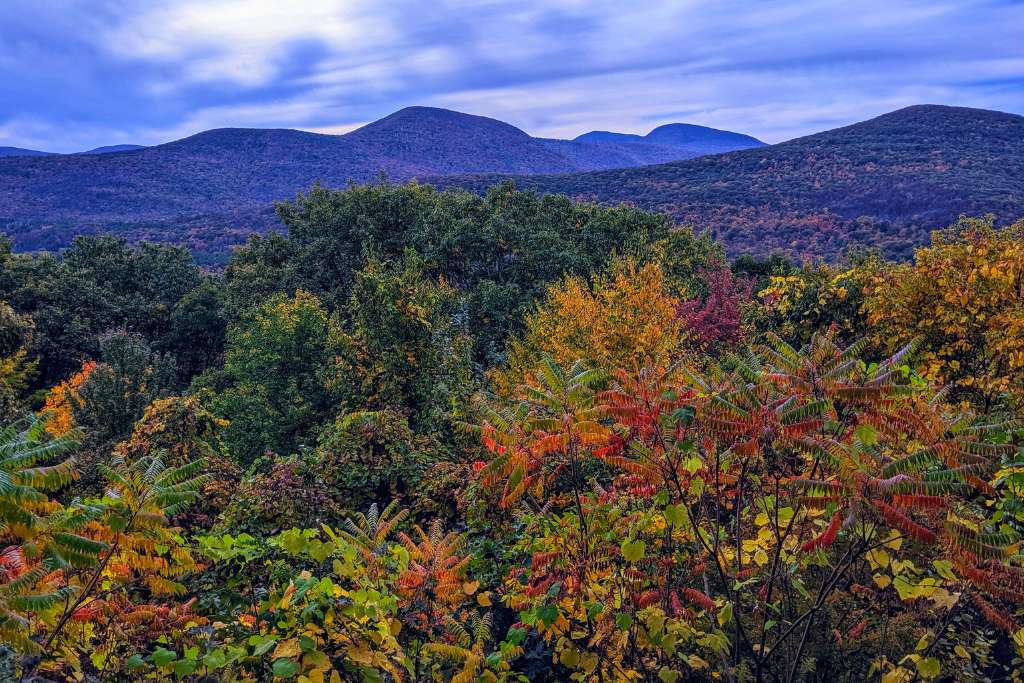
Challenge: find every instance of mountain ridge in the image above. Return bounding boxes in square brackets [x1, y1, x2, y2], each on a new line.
[0, 146, 55, 158]
[0, 106, 762, 258]
[433, 104, 1024, 259]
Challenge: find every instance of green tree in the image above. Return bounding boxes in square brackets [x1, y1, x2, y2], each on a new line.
[209, 290, 340, 464]
[335, 252, 474, 433]
[73, 332, 178, 452]
[0, 236, 205, 386]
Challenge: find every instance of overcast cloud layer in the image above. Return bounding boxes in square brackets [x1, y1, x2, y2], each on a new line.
[2, 0, 1022, 152]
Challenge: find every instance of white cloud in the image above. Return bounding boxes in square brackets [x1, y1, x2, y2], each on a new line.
[105, 0, 394, 88]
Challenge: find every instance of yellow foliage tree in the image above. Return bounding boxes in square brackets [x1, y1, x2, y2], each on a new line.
[862, 216, 1024, 410]
[40, 360, 97, 437]
[496, 259, 683, 392]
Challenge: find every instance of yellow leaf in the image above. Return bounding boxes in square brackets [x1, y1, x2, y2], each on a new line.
[462, 580, 480, 595]
[272, 638, 301, 660]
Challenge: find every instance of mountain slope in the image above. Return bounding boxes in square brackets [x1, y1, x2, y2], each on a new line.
[438, 105, 1024, 259]
[80, 144, 147, 155]
[0, 147, 55, 158]
[0, 106, 761, 257]
[576, 122, 766, 157]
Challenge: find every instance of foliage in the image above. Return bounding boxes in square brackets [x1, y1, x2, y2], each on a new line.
[214, 460, 342, 536]
[0, 301, 37, 417]
[0, 235, 211, 387]
[230, 181, 674, 362]
[863, 216, 1024, 410]
[473, 333, 1024, 681]
[334, 252, 475, 432]
[1, 413, 207, 680]
[73, 332, 179, 451]
[315, 409, 434, 514]
[4, 184, 1024, 681]
[206, 290, 341, 464]
[40, 360, 96, 438]
[498, 259, 683, 393]
[677, 267, 753, 354]
[112, 396, 239, 528]
[753, 261, 871, 348]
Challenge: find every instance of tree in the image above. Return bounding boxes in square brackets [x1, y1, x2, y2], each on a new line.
[863, 216, 1024, 411]
[73, 332, 178, 452]
[228, 180, 675, 363]
[112, 396, 239, 528]
[315, 409, 435, 513]
[0, 236, 204, 387]
[0, 301, 37, 417]
[498, 259, 683, 392]
[209, 290, 340, 464]
[677, 267, 753, 354]
[335, 252, 474, 432]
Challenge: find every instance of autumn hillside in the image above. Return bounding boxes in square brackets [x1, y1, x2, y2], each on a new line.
[436, 105, 1024, 259]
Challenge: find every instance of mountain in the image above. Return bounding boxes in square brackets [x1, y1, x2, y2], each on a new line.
[0, 147, 55, 158]
[436, 105, 1024, 260]
[577, 122, 766, 157]
[79, 144, 147, 155]
[0, 106, 761, 259]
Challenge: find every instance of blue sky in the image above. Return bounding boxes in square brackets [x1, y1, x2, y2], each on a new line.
[1, 0, 1022, 152]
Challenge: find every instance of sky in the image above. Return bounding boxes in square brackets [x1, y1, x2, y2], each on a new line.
[1, 0, 1022, 152]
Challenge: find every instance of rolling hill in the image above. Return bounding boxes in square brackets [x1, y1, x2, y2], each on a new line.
[0, 147, 55, 158]
[576, 122, 765, 157]
[436, 105, 1024, 260]
[0, 106, 760, 259]
[80, 144, 147, 155]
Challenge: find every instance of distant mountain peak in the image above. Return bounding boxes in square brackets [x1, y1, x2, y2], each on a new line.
[645, 122, 764, 147]
[350, 106, 533, 140]
[80, 144, 146, 155]
[575, 122, 764, 154]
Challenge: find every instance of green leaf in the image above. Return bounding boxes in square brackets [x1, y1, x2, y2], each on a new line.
[202, 648, 227, 670]
[125, 654, 145, 670]
[272, 658, 300, 678]
[915, 656, 941, 679]
[854, 424, 878, 445]
[621, 539, 646, 562]
[932, 559, 957, 581]
[717, 602, 733, 627]
[658, 667, 680, 683]
[664, 504, 688, 527]
[559, 647, 580, 668]
[150, 647, 177, 667]
[615, 612, 633, 631]
[249, 634, 278, 656]
[174, 659, 197, 678]
[537, 604, 559, 627]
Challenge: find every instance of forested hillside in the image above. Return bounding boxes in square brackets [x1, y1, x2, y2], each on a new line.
[0, 107, 760, 261]
[438, 105, 1024, 259]
[1, 182, 1023, 681]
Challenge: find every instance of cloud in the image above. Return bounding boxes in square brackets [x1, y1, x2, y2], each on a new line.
[0, 0, 1021, 151]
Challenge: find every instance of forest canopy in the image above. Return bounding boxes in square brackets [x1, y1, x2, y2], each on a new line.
[1, 182, 1022, 682]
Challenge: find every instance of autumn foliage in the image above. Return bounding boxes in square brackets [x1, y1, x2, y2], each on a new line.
[1, 206, 1022, 681]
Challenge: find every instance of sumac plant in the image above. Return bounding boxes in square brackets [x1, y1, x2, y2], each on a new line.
[474, 333, 1023, 682]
